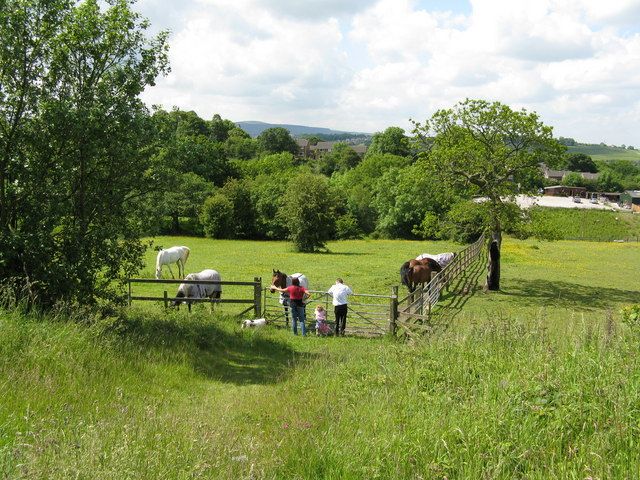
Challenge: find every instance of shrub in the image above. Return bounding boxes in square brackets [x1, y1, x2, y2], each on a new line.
[335, 213, 363, 240]
[621, 305, 640, 333]
[200, 194, 234, 238]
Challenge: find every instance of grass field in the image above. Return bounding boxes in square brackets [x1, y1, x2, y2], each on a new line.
[567, 144, 640, 162]
[528, 208, 640, 241]
[1, 237, 640, 478]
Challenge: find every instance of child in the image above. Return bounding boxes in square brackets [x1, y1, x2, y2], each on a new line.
[314, 305, 330, 336]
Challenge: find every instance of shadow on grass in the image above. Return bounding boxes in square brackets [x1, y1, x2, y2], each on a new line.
[117, 314, 311, 386]
[429, 251, 487, 329]
[499, 279, 639, 310]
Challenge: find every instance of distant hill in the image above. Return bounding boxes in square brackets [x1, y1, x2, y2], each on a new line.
[236, 121, 367, 138]
[566, 144, 640, 163]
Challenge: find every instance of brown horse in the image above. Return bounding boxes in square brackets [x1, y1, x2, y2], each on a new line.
[270, 270, 309, 322]
[400, 258, 442, 292]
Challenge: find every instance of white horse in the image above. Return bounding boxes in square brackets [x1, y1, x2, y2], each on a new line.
[155, 246, 190, 279]
[173, 269, 222, 312]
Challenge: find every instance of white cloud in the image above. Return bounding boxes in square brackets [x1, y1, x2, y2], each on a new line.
[139, 0, 640, 145]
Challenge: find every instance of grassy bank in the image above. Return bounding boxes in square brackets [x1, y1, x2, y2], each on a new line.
[528, 207, 640, 241]
[1, 237, 639, 478]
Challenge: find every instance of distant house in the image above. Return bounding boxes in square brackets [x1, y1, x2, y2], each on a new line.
[296, 139, 310, 159]
[544, 185, 587, 197]
[310, 141, 335, 156]
[540, 164, 600, 182]
[351, 144, 367, 156]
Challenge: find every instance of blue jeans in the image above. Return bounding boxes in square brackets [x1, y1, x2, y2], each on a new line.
[290, 303, 307, 336]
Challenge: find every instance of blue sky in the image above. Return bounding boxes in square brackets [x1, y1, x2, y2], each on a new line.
[136, 0, 640, 146]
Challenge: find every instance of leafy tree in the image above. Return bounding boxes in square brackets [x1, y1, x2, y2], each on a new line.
[0, 0, 169, 306]
[257, 127, 298, 155]
[366, 126, 410, 158]
[597, 170, 624, 192]
[412, 99, 564, 290]
[158, 172, 213, 234]
[250, 175, 288, 239]
[280, 172, 335, 251]
[557, 136, 577, 146]
[220, 178, 255, 238]
[234, 152, 296, 178]
[200, 193, 234, 238]
[331, 153, 411, 234]
[315, 142, 360, 176]
[561, 172, 585, 187]
[224, 127, 257, 160]
[564, 153, 598, 172]
[373, 159, 451, 238]
[208, 113, 237, 142]
[335, 212, 362, 239]
[150, 109, 235, 185]
[152, 108, 209, 138]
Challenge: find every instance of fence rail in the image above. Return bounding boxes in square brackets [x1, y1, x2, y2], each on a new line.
[126, 277, 262, 317]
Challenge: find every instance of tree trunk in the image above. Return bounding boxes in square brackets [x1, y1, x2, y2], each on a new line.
[171, 213, 180, 234]
[486, 229, 501, 290]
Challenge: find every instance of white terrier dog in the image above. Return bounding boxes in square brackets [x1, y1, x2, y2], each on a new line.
[241, 318, 267, 329]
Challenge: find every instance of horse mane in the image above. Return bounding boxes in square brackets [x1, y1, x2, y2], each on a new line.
[400, 261, 413, 291]
[155, 250, 163, 274]
[423, 258, 442, 272]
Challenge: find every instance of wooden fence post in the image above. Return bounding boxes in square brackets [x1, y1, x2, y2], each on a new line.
[163, 290, 168, 309]
[127, 279, 132, 306]
[254, 277, 261, 318]
[389, 286, 398, 336]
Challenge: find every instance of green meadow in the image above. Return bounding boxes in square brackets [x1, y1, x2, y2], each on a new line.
[1, 237, 639, 479]
[567, 144, 640, 162]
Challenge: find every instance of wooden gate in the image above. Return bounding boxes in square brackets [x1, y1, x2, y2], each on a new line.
[263, 288, 398, 337]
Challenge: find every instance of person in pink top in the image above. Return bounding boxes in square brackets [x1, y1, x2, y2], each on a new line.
[271, 277, 311, 335]
[314, 305, 330, 336]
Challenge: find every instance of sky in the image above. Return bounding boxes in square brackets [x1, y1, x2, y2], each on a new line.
[135, 0, 640, 146]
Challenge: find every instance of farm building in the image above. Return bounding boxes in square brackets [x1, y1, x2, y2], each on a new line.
[621, 191, 640, 212]
[598, 192, 621, 202]
[544, 185, 587, 197]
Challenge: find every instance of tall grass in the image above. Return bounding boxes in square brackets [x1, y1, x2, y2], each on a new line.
[528, 207, 640, 241]
[1, 237, 639, 478]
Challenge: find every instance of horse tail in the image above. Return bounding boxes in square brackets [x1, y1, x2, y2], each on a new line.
[400, 261, 413, 291]
[182, 246, 190, 265]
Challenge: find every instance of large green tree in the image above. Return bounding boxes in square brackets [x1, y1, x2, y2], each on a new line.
[0, 0, 169, 306]
[280, 172, 335, 252]
[564, 153, 598, 173]
[413, 99, 564, 290]
[256, 127, 298, 155]
[366, 126, 411, 158]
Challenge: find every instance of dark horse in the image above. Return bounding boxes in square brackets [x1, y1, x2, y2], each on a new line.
[271, 270, 309, 322]
[400, 258, 442, 292]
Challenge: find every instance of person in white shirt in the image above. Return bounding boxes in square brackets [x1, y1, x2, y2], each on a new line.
[327, 278, 353, 336]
